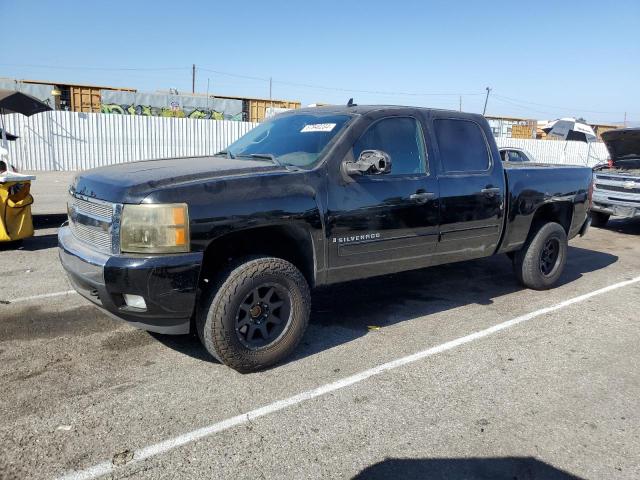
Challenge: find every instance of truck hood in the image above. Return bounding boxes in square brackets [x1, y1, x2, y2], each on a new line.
[601, 128, 640, 163]
[71, 155, 280, 204]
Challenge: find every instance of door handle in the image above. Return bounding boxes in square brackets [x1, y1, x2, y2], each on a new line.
[481, 187, 501, 196]
[410, 191, 435, 204]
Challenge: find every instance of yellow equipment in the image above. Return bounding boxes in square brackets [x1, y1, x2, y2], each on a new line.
[0, 179, 34, 242]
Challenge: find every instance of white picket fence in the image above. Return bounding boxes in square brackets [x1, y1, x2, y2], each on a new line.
[1, 111, 608, 171]
[1, 111, 257, 171]
[495, 137, 608, 167]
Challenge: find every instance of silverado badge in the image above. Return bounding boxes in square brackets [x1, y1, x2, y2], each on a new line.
[333, 233, 381, 244]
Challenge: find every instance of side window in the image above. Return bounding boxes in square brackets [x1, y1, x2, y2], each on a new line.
[353, 117, 427, 175]
[434, 119, 491, 173]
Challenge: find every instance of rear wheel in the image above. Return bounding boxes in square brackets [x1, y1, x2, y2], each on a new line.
[513, 222, 567, 290]
[590, 211, 610, 228]
[197, 256, 310, 373]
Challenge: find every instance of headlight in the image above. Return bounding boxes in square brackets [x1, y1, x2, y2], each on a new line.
[120, 203, 190, 253]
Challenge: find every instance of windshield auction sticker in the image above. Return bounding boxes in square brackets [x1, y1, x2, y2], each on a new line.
[301, 123, 336, 133]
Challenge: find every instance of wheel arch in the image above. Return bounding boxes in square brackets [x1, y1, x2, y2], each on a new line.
[528, 201, 574, 238]
[198, 223, 317, 290]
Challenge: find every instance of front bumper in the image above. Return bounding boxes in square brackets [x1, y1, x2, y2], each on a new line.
[592, 190, 640, 218]
[58, 226, 203, 334]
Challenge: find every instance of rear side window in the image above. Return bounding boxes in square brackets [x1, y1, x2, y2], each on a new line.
[434, 119, 491, 172]
[353, 117, 427, 175]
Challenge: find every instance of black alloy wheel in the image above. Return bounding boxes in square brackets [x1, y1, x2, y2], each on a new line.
[539, 238, 560, 276]
[235, 284, 292, 349]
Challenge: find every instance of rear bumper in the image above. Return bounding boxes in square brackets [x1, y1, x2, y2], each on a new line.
[592, 191, 640, 218]
[58, 226, 202, 334]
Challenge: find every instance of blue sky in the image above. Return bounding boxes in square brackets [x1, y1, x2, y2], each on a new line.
[1, 0, 638, 124]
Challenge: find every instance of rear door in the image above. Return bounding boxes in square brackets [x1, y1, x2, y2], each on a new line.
[430, 115, 505, 261]
[326, 114, 440, 282]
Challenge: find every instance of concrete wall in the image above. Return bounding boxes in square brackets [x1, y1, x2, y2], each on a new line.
[100, 91, 245, 120]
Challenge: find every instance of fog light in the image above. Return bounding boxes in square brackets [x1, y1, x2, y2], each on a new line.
[123, 294, 147, 310]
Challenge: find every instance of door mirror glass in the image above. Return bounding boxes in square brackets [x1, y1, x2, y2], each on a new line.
[345, 149, 392, 176]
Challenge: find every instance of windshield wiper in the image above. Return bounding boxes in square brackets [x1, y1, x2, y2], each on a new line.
[234, 153, 298, 170]
[248, 153, 285, 168]
[217, 150, 235, 159]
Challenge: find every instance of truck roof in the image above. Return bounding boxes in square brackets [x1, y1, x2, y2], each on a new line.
[289, 104, 485, 121]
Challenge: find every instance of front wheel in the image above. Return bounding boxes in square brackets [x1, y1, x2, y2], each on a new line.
[197, 256, 310, 373]
[513, 222, 568, 290]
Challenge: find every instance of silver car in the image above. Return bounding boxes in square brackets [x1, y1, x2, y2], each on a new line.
[499, 147, 535, 163]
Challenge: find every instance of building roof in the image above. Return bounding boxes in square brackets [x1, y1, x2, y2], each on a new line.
[19, 78, 136, 92]
[485, 115, 536, 121]
[154, 90, 300, 104]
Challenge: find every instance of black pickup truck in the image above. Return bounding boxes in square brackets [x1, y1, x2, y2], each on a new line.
[59, 105, 592, 372]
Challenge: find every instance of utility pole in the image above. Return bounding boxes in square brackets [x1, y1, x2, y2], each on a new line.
[459, 96, 462, 112]
[206, 78, 210, 110]
[269, 77, 273, 109]
[192, 64, 196, 94]
[624, 112, 627, 128]
[482, 87, 491, 115]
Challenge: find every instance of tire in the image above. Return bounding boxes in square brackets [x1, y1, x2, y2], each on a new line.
[513, 222, 567, 290]
[590, 211, 610, 228]
[197, 256, 310, 373]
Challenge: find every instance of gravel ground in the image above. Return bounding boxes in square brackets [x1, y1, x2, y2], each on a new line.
[0, 210, 639, 480]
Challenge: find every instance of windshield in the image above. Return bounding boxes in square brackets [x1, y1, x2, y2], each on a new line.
[223, 113, 352, 168]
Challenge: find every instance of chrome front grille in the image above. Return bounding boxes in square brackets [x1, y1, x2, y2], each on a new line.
[69, 221, 113, 252]
[68, 195, 113, 220]
[67, 194, 118, 253]
[597, 184, 640, 194]
[594, 173, 640, 199]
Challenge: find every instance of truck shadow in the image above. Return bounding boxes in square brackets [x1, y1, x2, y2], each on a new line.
[5, 233, 59, 251]
[285, 245, 617, 364]
[596, 217, 640, 235]
[0, 214, 66, 252]
[154, 245, 617, 367]
[32, 213, 68, 229]
[352, 456, 584, 480]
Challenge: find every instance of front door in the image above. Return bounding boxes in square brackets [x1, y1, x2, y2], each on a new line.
[326, 115, 440, 283]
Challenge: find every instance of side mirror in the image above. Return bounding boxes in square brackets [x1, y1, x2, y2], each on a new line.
[345, 150, 392, 176]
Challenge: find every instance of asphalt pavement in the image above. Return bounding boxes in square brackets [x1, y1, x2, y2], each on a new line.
[1, 186, 639, 479]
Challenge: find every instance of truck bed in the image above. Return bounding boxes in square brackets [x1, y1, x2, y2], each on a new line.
[499, 162, 592, 253]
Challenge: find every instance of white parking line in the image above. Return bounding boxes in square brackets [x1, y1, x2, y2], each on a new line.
[4, 290, 77, 304]
[57, 275, 640, 480]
